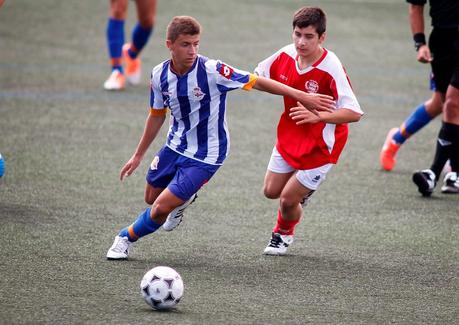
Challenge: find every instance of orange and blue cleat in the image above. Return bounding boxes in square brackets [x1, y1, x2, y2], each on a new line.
[123, 43, 141, 85]
[380, 128, 400, 171]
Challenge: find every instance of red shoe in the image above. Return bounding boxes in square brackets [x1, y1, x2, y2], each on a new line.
[380, 128, 400, 171]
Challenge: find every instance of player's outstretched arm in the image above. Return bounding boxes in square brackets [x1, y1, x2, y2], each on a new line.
[252, 76, 335, 114]
[290, 102, 362, 125]
[120, 112, 166, 181]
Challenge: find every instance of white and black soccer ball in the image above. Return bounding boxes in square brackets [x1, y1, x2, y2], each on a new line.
[140, 266, 184, 310]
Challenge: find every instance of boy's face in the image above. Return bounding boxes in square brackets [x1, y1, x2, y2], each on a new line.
[167, 33, 200, 69]
[292, 25, 325, 58]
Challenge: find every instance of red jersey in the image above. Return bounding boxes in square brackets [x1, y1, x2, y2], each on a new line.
[255, 44, 362, 169]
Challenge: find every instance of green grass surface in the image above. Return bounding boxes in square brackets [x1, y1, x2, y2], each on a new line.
[1, 0, 458, 324]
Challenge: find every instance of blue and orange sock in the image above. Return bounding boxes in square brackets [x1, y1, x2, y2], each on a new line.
[128, 23, 152, 59]
[106, 18, 125, 72]
[273, 210, 300, 236]
[393, 103, 433, 144]
[119, 208, 161, 242]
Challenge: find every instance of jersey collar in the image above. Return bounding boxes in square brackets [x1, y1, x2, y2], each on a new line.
[295, 48, 328, 74]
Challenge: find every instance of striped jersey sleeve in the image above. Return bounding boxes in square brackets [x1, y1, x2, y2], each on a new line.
[150, 61, 169, 114]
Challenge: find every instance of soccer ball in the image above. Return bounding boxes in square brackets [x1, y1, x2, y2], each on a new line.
[140, 266, 184, 310]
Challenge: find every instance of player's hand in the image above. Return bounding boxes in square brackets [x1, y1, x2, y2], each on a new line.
[298, 93, 335, 116]
[417, 45, 432, 63]
[289, 102, 322, 125]
[120, 156, 142, 181]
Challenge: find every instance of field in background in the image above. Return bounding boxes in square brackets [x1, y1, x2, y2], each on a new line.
[0, 0, 458, 324]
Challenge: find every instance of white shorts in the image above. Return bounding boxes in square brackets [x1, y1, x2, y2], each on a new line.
[267, 147, 333, 190]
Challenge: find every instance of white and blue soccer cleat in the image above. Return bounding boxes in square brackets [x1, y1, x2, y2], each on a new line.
[162, 193, 198, 231]
[106, 235, 132, 260]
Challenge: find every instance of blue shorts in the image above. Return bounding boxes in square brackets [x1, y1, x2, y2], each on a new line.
[146, 146, 220, 201]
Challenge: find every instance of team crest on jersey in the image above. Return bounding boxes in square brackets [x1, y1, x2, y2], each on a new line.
[219, 63, 234, 79]
[305, 80, 319, 93]
[193, 86, 205, 100]
[162, 91, 172, 106]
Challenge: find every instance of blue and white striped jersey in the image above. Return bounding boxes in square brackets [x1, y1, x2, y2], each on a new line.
[150, 55, 257, 165]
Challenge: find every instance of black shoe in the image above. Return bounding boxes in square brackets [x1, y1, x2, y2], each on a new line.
[412, 169, 436, 197]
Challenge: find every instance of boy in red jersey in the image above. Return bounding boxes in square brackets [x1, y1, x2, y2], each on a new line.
[255, 7, 363, 255]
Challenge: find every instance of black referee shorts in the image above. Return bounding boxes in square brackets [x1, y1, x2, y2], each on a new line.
[429, 26, 459, 93]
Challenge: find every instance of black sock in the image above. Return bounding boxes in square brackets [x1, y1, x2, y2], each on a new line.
[430, 122, 459, 179]
[446, 123, 459, 173]
[450, 141, 459, 173]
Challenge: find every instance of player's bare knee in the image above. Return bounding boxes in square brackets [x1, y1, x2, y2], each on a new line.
[263, 186, 280, 199]
[279, 196, 298, 211]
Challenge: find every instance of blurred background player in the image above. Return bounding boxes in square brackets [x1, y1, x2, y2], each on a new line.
[380, 74, 442, 171]
[255, 7, 362, 256]
[103, 0, 157, 91]
[408, 0, 459, 196]
[106, 15, 336, 260]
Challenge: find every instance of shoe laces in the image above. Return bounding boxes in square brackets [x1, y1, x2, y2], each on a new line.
[107, 70, 123, 82]
[268, 233, 284, 248]
[421, 169, 436, 182]
[384, 140, 399, 154]
[173, 208, 185, 220]
[444, 172, 458, 184]
[174, 194, 198, 219]
[112, 237, 129, 253]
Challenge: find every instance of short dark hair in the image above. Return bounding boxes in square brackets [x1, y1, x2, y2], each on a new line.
[292, 7, 326, 36]
[166, 16, 201, 42]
